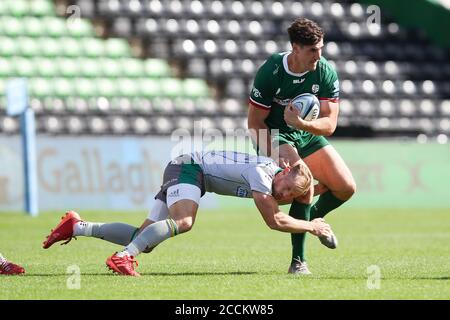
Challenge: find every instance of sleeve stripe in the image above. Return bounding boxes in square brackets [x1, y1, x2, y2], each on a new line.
[249, 98, 271, 110]
[319, 97, 339, 102]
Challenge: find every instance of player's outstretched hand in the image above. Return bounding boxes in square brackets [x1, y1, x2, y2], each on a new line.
[309, 218, 331, 237]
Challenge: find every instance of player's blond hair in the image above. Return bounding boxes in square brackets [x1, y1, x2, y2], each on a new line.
[287, 162, 313, 197]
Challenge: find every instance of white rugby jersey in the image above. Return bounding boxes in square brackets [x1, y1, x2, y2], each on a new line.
[190, 151, 281, 198]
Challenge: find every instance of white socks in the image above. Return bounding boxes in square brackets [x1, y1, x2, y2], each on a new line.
[73, 221, 96, 237]
[117, 243, 139, 258]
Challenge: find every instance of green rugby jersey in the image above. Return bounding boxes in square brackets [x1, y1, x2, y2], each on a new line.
[249, 52, 340, 133]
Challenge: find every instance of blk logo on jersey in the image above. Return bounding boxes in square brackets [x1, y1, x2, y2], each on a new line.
[312, 84, 320, 93]
[293, 79, 305, 84]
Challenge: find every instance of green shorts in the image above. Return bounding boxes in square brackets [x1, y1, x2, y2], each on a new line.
[272, 131, 329, 159]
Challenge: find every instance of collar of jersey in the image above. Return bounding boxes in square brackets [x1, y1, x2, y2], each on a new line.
[283, 52, 310, 77]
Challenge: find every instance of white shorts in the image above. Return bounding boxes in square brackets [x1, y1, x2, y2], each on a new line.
[147, 183, 201, 221]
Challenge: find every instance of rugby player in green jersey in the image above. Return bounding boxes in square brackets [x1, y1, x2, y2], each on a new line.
[248, 18, 356, 275]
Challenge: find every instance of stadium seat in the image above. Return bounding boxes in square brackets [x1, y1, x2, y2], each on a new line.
[149, 97, 172, 114]
[13, 57, 36, 77]
[67, 115, 86, 134]
[30, 0, 55, 17]
[0, 58, 14, 77]
[108, 115, 128, 134]
[121, 58, 144, 77]
[0, 116, 19, 133]
[160, 78, 183, 97]
[79, 58, 102, 77]
[138, 78, 161, 98]
[43, 17, 68, 37]
[67, 19, 95, 38]
[0, 0, 448, 136]
[183, 79, 209, 98]
[131, 116, 152, 134]
[154, 116, 173, 134]
[6, 0, 29, 18]
[105, 38, 132, 57]
[117, 78, 139, 97]
[88, 116, 109, 134]
[23, 17, 45, 37]
[97, 78, 118, 97]
[58, 58, 79, 77]
[82, 38, 105, 57]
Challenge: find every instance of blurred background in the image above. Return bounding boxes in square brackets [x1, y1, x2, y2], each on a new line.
[0, 0, 449, 213]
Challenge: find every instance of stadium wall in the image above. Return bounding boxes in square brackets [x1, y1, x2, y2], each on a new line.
[0, 136, 449, 212]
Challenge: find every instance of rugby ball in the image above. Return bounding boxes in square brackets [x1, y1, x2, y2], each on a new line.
[290, 93, 320, 121]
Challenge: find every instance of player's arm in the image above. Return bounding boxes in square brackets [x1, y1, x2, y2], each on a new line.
[252, 191, 331, 236]
[248, 56, 278, 156]
[248, 104, 273, 157]
[284, 99, 339, 136]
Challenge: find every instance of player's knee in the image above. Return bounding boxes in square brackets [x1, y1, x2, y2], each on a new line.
[175, 217, 195, 233]
[342, 179, 357, 200]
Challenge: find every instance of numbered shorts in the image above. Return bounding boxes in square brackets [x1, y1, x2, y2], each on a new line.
[272, 130, 329, 159]
[149, 155, 206, 221]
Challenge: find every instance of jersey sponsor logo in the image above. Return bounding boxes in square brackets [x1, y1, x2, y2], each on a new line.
[273, 64, 279, 75]
[293, 78, 306, 84]
[252, 87, 263, 99]
[236, 186, 249, 197]
[312, 84, 320, 93]
[272, 97, 290, 106]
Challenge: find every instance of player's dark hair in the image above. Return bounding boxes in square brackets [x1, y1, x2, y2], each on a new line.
[287, 18, 324, 46]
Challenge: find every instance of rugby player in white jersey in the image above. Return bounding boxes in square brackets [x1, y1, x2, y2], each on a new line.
[43, 151, 334, 276]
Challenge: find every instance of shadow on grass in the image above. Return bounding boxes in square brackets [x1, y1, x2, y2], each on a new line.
[306, 276, 450, 281]
[19, 271, 257, 277]
[17, 273, 450, 280]
[141, 271, 257, 276]
[411, 276, 450, 280]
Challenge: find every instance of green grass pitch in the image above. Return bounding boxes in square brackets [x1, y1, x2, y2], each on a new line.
[1, 207, 449, 299]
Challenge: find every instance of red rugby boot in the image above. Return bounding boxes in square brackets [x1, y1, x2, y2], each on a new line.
[106, 253, 140, 277]
[0, 260, 25, 275]
[42, 211, 81, 249]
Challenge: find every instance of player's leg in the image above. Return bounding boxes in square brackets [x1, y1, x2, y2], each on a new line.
[0, 252, 25, 275]
[303, 144, 356, 220]
[118, 184, 200, 258]
[301, 143, 355, 249]
[274, 143, 312, 274]
[43, 173, 173, 250]
[107, 184, 201, 276]
[42, 210, 140, 249]
[137, 198, 172, 253]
